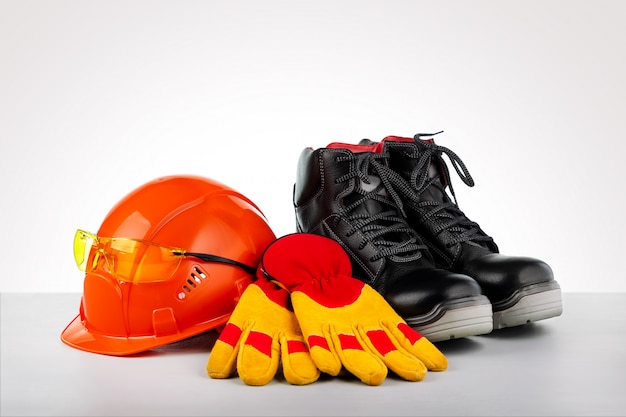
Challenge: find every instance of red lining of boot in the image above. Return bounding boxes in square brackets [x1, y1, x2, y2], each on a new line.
[326, 142, 380, 153]
[327, 136, 434, 154]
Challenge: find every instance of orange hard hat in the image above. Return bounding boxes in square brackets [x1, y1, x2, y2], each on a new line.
[61, 175, 276, 355]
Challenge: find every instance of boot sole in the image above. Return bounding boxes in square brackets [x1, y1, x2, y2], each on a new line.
[492, 282, 563, 330]
[404, 295, 494, 342]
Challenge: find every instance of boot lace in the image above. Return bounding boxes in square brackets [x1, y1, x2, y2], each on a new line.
[408, 133, 495, 248]
[334, 151, 428, 261]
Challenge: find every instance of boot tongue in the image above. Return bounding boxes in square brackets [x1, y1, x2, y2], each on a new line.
[357, 174, 386, 216]
[348, 156, 412, 246]
[346, 152, 387, 216]
[419, 161, 451, 204]
[384, 140, 451, 204]
[346, 152, 395, 219]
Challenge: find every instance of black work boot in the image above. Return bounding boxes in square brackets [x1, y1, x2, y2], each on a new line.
[293, 141, 493, 341]
[365, 133, 563, 330]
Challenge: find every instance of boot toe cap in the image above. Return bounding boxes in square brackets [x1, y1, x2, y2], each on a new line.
[464, 253, 555, 303]
[384, 269, 484, 318]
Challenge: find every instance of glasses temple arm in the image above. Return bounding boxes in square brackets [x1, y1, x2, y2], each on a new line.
[183, 252, 257, 275]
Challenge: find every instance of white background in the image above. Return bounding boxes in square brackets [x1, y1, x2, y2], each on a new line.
[1, 0, 625, 293]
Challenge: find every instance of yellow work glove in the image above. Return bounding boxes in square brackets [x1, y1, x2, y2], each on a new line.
[206, 273, 319, 386]
[258, 233, 448, 386]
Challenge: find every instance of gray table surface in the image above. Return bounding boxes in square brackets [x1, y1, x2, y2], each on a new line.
[1, 292, 624, 416]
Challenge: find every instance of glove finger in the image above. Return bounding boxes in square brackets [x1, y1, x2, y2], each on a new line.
[207, 322, 245, 379]
[306, 332, 343, 376]
[387, 321, 448, 371]
[330, 328, 387, 386]
[359, 327, 428, 382]
[355, 285, 447, 372]
[237, 327, 281, 386]
[280, 335, 320, 385]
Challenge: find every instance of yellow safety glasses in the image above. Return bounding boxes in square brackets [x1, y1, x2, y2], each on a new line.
[73, 229, 255, 283]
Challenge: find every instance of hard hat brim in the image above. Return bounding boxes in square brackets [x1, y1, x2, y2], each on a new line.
[60, 313, 228, 356]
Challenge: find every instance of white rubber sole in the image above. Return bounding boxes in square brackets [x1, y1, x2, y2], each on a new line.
[412, 302, 494, 342]
[493, 288, 563, 330]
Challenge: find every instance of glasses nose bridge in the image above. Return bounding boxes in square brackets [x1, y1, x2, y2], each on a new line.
[92, 245, 117, 275]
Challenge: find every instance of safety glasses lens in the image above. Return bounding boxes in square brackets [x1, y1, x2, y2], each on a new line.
[108, 239, 181, 282]
[74, 230, 96, 272]
[73, 230, 182, 283]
